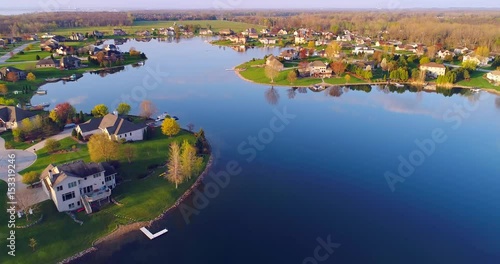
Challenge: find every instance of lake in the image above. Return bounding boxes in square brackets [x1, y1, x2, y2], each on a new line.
[34, 37, 500, 263]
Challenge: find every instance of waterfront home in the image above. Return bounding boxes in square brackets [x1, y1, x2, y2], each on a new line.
[113, 29, 127, 36]
[36, 58, 59, 68]
[420, 62, 446, 78]
[279, 49, 299, 61]
[248, 33, 259, 39]
[266, 55, 284, 71]
[103, 44, 118, 52]
[453, 47, 469, 55]
[41, 32, 55, 39]
[277, 29, 288, 36]
[228, 35, 247, 44]
[259, 38, 277, 45]
[92, 30, 104, 38]
[309, 61, 333, 78]
[75, 113, 147, 141]
[219, 29, 234, 36]
[295, 36, 306, 44]
[60, 56, 82, 69]
[0, 105, 37, 131]
[40, 160, 117, 213]
[242, 28, 257, 36]
[486, 70, 500, 84]
[0, 66, 27, 81]
[199, 28, 213, 35]
[261, 29, 270, 35]
[41, 39, 59, 52]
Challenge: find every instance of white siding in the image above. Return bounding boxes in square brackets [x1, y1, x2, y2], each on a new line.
[115, 128, 145, 142]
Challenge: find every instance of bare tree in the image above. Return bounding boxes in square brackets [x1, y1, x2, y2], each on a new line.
[139, 100, 158, 119]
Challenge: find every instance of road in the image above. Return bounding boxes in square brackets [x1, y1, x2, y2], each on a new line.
[0, 128, 73, 207]
[0, 41, 39, 64]
[443, 63, 492, 73]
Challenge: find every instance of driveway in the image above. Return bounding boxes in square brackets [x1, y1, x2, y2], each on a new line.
[0, 136, 47, 207]
[27, 128, 73, 152]
[0, 41, 38, 64]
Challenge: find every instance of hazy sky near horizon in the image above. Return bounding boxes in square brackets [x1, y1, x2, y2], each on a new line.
[1, 0, 499, 13]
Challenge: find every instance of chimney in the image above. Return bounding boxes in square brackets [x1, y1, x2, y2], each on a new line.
[48, 170, 53, 181]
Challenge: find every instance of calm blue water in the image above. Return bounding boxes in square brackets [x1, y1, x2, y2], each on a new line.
[34, 38, 500, 263]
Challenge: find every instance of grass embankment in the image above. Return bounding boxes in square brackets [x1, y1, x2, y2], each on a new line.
[5, 44, 50, 63]
[237, 59, 365, 86]
[1, 130, 38, 150]
[456, 71, 499, 90]
[2, 129, 208, 264]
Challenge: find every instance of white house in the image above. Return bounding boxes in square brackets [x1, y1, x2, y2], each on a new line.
[352, 46, 375, 55]
[463, 54, 489, 67]
[199, 29, 213, 35]
[486, 70, 500, 84]
[420, 62, 446, 78]
[309, 61, 332, 78]
[259, 38, 277, 45]
[0, 106, 37, 131]
[76, 113, 147, 141]
[454, 47, 469, 55]
[295, 36, 306, 44]
[436, 50, 453, 59]
[40, 160, 117, 213]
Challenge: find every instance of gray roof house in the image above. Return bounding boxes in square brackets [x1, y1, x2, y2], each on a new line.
[0, 67, 27, 81]
[76, 113, 147, 141]
[40, 160, 117, 213]
[0, 105, 37, 130]
[36, 57, 59, 68]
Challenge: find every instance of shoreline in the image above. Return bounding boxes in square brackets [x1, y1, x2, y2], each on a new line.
[233, 67, 500, 94]
[58, 154, 214, 264]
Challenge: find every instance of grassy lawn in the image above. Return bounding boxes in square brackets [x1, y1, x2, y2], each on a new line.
[2, 129, 208, 263]
[20, 137, 89, 175]
[0, 130, 40, 150]
[237, 60, 365, 86]
[5, 44, 50, 63]
[456, 71, 499, 90]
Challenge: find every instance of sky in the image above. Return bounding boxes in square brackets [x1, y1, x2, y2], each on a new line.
[1, 0, 499, 14]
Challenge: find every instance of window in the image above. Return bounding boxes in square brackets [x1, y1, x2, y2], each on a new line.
[69, 203, 75, 209]
[105, 176, 112, 182]
[130, 133, 132, 136]
[93, 174, 100, 178]
[56, 186, 63, 191]
[124, 134, 127, 137]
[68, 182, 77, 188]
[62, 191, 75, 202]
[77, 201, 81, 206]
[102, 181, 104, 185]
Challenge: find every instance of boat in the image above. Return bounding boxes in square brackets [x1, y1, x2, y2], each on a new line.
[393, 83, 404, 88]
[470, 88, 481, 93]
[45, 77, 60, 82]
[172, 116, 179, 121]
[156, 112, 169, 122]
[36, 90, 47, 95]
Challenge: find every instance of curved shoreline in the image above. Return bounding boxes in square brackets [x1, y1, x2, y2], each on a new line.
[58, 154, 214, 264]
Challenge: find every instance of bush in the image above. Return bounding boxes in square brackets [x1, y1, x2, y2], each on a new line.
[77, 133, 83, 141]
[22, 171, 40, 185]
[71, 128, 77, 137]
[45, 139, 61, 152]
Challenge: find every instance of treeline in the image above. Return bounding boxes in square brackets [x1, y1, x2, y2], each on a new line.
[0, 12, 133, 35]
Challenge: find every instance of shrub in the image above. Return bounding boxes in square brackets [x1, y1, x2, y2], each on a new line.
[45, 139, 61, 153]
[22, 171, 40, 185]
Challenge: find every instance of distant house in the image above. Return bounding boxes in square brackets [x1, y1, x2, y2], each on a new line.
[0, 67, 27, 81]
[113, 29, 127, 36]
[242, 28, 257, 36]
[219, 29, 234, 36]
[436, 49, 453, 59]
[248, 33, 259, 39]
[260, 29, 270, 35]
[103, 44, 117, 52]
[68, 33, 84, 41]
[277, 29, 288, 36]
[266, 55, 284, 71]
[453, 47, 469, 55]
[228, 35, 247, 44]
[295, 36, 306, 44]
[52, 35, 66, 42]
[92, 30, 104, 38]
[259, 38, 277, 45]
[60, 56, 81, 69]
[463, 54, 489, 67]
[420, 62, 446, 78]
[41, 33, 55, 39]
[135, 30, 151, 37]
[199, 28, 213, 35]
[0, 105, 37, 131]
[486, 70, 500, 84]
[279, 49, 298, 61]
[40, 39, 59, 51]
[315, 39, 330, 46]
[36, 58, 59, 68]
[75, 113, 147, 141]
[352, 46, 375, 55]
[40, 160, 117, 213]
[309, 61, 332, 78]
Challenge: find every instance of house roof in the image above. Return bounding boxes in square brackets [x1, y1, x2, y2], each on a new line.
[0, 66, 25, 75]
[36, 58, 59, 66]
[310, 61, 327, 67]
[0, 105, 36, 123]
[40, 160, 107, 186]
[101, 162, 117, 177]
[77, 113, 146, 135]
[420, 62, 445, 69]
